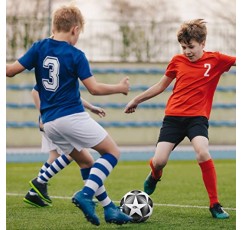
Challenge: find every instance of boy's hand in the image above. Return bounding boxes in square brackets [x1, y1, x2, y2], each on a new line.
[39, 119, 44, 131]
[124, 99, 138, 113]
[120, 76, 130, 95]
[90, 106, 106, 118]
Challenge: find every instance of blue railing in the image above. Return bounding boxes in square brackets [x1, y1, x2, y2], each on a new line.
[6, 84, 236, 92]
[6, 120, 236, 128]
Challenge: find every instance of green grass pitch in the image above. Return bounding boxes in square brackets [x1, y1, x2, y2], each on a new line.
[7, 160, 236, 229]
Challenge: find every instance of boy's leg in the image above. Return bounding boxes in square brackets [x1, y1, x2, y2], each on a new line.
[29, 153, 71, 203]
[192, 136, 229, 219]
[72, 152, 117, 226]
[26, 131, 72, 207]
[72, 148, 115, 208]
[199, 159, 229, 219]
[24, 162, 51, 207]
[72, 136, 132, 225]
[144, 142, 173, 195]
[79, 153, 117, 198]
[81, 167, 113, 208]
[80, 166, 132, 224]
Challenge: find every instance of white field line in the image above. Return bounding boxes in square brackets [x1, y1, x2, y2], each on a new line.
[6, 192, 236, 211]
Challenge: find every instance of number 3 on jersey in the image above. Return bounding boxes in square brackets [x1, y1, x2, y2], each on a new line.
[42, 56, 60, 92]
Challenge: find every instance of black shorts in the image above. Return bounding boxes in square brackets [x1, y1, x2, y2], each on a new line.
[157, 116, 209, 148]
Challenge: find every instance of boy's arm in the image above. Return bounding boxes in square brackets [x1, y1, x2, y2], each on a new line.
[81, 97, 106, 118]
[31, 88, 41, 111]
[31, 88, 44, 130]
[124, 75, 173, 114]
[81, 98, 94, 111]
[82, 76, 129, 95]
[6, 61, 26, 78]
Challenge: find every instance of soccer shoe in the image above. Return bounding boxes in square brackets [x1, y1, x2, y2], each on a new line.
[144, 172, 160, 195]
[104, 204, 133, 225]
[23, 192, 50, 208]
[29, 178, 52, 203]
[209, 203, 229, 219]
[72, 190, 100, 226]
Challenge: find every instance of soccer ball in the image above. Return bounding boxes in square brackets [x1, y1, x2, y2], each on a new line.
[120, 190, 153, 223]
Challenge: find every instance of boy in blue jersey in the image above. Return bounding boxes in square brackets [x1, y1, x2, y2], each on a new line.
[6, 4, 131, 226]
[24, 86, 112, 209]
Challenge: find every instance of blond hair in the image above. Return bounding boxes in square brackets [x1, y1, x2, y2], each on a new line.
[177, 19, 207, 44]
[52, 5, 85, 33]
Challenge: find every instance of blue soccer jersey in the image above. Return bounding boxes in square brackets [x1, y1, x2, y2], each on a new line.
[18, 38, 92, 123]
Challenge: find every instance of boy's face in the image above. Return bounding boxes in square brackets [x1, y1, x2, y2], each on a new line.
[180, 40, 205, 62]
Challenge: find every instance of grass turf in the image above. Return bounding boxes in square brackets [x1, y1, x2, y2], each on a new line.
[6, 160, 236, 229]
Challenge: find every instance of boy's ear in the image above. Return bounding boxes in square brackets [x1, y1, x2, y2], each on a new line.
[70, 27, 75, 35]
[72, 26, 79, 35]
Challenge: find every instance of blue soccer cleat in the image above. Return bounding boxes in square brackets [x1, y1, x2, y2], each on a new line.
[72, 190, 100, 226]
[104, 204, 133, 225]
[209, 203, 229, 219]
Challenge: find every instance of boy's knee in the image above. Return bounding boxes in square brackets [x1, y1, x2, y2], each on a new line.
[196, 149, 211, 162]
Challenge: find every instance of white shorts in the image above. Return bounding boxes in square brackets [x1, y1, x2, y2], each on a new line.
[41, 131, 62, 155]
[43, 112, 108, 154]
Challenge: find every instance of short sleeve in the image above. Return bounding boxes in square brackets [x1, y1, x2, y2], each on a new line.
[217, 52, 236, 72]
[18, 42, 38, 71]
[76, 52, 93, 81]
[165, 57, 177, 79]
[33, 84, 38, 91]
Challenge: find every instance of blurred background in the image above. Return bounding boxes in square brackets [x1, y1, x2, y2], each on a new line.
[6, 0, 236, 161]
[6, 0, 236, 62]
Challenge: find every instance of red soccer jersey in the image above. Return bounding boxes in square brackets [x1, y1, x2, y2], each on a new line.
[164, 51, 236, 119]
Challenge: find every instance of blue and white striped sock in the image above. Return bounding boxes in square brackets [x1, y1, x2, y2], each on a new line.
[38, 162, 51, 177]
[37, 155, 71, 183]
[82, 153, 117, 200]
[29, 162, 51, 195]
[81, 168, 114, 208]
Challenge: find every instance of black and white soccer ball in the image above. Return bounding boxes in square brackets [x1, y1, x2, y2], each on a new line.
[120, 190, 153, 223]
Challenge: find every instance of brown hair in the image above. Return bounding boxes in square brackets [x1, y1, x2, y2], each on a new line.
[52, 5, 85, 33]
[177, 19, 207, 44]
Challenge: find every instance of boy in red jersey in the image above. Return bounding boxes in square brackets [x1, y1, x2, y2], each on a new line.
[124, 19, 236, 219]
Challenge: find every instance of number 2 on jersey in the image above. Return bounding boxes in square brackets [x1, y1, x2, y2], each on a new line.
[204, 63, 211, 77]
[42, 56, 60, 92]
